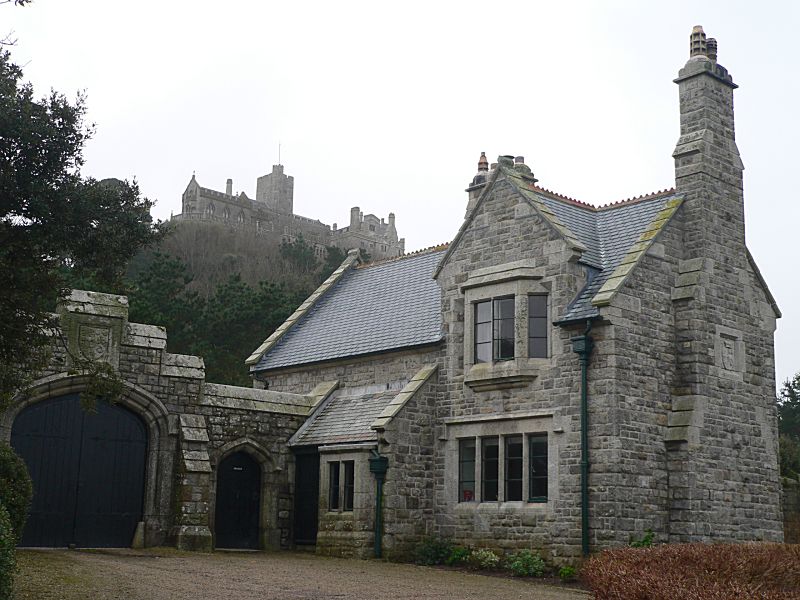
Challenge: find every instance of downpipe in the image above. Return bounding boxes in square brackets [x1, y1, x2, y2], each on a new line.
[571, 319, 595, 557]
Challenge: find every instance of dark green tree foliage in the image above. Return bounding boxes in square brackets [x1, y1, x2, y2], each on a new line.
[321, 245, 347, 282]
[779, 373, 800, 480]
[0, 51, 162, 407]
[194, 276, 303, 386]
[280, 234, 317, 276]
[127, 252, 204, 353]
[0, 442, 32, 540]
[779, 373, 800, 437]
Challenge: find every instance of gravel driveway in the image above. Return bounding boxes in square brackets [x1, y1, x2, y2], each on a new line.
[15, 548, 589, 600]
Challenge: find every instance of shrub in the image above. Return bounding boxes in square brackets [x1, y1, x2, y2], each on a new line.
[505, 549, 546, 577]
[0, 443, 32, 539]
[413, 537, 453, 566]
[0, 503, 16, 600]
[467, 548, 501, 570]
[583, 542, 800, 600]
[445, 545, 470, 566]
[558, 565, 577, 582]
[629, 529, 655, 548]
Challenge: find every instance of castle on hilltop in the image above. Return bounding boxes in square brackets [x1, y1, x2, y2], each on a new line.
[172, 164, 405, 260]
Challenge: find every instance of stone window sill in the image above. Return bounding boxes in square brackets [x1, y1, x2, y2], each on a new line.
[454, 501, 549, 512]
[464, 359, 543, 392]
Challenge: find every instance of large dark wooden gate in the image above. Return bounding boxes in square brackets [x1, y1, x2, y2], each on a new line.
[293, 450, 319, 545]
[214, 451, 261, 549]
[10, 394, 147, 547]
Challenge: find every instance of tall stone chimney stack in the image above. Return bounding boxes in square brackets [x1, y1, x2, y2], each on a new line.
[673, 25, 745, 260]
[226, 178, 233, 196]
[465, 152, 490, 217]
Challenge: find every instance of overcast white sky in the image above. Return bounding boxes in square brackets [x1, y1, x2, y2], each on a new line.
[5, 0, 799, 387]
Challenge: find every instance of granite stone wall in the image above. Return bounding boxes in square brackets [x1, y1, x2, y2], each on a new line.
[377, 374, 438, 560]
[1, 291, 314, 551]
[434, 177, 589, 561]
[255, 347, 443, 396]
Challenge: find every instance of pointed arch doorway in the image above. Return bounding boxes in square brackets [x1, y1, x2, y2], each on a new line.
[214, 451, 261, 549]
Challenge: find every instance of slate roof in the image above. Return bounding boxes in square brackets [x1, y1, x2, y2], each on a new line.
[505, 168, 683, 323]
[289, 384, 402, 446]
[252, 248, 445, 372]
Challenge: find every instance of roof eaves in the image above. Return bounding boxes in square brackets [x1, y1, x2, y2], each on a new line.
[746, 247, 782, 319]
[370, 364, 438, 431]
[591, 196, 684, 307]
[288, 380, 340, 447]
[245, 249, 361, 367]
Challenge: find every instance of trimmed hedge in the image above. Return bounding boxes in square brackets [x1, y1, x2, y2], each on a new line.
[0, 502, 16, 600]
[583, 542, 800, 599]
[0, 443, 32, 540]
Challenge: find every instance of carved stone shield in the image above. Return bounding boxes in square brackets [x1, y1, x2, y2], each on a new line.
[78, 325, 112, 363]
[721, 336, 736, 371]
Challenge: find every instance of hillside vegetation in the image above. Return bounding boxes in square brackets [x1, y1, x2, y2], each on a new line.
[67, 221, 348, 386]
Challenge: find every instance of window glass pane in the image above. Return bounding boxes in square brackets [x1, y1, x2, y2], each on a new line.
[476, 342, 492, 364]
[530, 317, 548, 339]
[475, 300, 491, 324]
[476, 323, 492, 344]
[329, 462, 340, 510]
[458, 439, 476, 502]
[482, 438, 499, 501]
[495, 337, 514, 360]
[499, 319, 515, 341]
[505, 436, 523, 501]
[529, 337, 547, 359]
[529, 295, 547, 317]
[343, 461, 355, 511]
[494, 297, 515, 320]
[528, 434, 548, 502]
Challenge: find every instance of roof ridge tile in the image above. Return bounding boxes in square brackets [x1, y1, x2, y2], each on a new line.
[357, 243, 450, 269]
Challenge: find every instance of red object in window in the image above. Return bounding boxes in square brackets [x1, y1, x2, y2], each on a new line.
[463, 490, 474, 501]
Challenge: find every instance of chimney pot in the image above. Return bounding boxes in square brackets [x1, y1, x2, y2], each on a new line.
[690, 25, 708, 58]
[226, 178, 233, 195]
[478, 151, 489, 172]
[706, 38, 718, 62]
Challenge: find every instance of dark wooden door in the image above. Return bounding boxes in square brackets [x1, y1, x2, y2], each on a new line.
[215, 451, 261, 549]
[293, 450, 319, 545]
[11, 394, 147, 547]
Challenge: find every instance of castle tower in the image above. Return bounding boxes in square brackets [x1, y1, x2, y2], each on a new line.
[256, 164, 294, 214]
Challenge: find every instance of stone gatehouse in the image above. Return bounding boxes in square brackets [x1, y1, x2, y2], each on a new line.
[2, 27, 785, 560]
